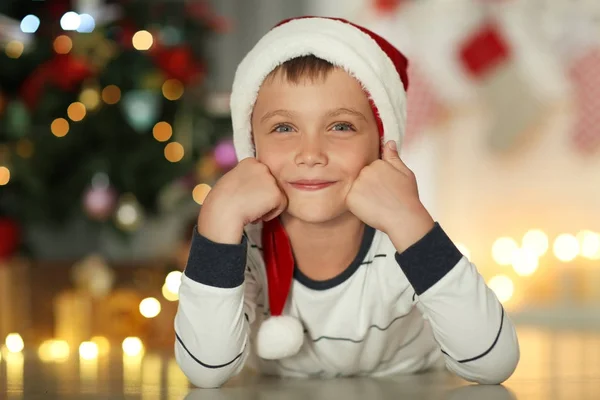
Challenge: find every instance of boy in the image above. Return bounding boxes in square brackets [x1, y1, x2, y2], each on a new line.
[175, 17, 520, 388]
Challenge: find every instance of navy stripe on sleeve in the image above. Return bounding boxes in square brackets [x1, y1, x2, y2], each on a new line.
[175, 331, 244, 369]
[441, 306, 505, 363]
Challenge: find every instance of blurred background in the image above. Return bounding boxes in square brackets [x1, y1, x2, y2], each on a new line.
[0, 0, 599, 395]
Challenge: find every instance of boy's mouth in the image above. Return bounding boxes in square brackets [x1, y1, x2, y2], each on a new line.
[288, 180, 336, 191]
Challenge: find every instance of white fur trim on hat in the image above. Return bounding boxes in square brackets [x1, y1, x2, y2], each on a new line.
[230, 17, 407, 162]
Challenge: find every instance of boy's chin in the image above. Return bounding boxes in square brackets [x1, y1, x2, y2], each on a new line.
[283, 205, 347, 225]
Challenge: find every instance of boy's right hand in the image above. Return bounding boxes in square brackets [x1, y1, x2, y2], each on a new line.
[197, 158, 288, 244]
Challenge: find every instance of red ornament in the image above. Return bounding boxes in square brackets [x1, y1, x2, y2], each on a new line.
[152, 45, 205, 84]
[0, 218, 21, 261]
[20, 54, 94, 110]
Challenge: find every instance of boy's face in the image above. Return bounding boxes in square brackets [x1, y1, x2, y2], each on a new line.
[251, 68, 380, 224]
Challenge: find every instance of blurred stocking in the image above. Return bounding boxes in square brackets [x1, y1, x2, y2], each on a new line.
[459, 21, 546, 152]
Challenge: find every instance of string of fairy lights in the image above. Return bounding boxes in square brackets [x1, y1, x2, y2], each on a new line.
[456, 229, 600, 304]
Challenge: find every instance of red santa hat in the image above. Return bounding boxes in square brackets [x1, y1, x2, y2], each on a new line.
[230, 16, 409, 360]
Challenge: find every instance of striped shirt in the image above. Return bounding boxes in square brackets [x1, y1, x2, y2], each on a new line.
[175, 222, 520, 388]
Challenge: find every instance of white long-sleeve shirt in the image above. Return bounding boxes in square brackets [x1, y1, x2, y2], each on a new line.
[174, 222, 520, 388]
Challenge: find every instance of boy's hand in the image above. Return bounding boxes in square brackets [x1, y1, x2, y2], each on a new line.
[345, 140, 434, 253]
[198, 158, 288, 244]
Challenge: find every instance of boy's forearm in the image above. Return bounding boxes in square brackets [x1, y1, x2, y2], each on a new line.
[394, 224, 520, 384]
[175, 225, 252, 388]
[175, 275, 250, 388]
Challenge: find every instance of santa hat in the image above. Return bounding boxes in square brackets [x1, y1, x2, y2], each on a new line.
[230, 16, 410, 360]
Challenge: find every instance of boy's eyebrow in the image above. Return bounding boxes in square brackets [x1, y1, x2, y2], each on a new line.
[260, 110, 297, 123]
[326, 107, 367, 121]
[259, 107, 367, 123]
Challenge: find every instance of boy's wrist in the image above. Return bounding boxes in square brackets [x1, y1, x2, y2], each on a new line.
[197, 200, 245, 245]
[386, 208, 435, 254]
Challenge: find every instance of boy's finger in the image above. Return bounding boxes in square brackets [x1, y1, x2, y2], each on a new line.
[382, 140, 411, 175]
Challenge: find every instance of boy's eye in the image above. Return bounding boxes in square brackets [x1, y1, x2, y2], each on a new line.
[273, 124, 294, 133]
[331, 123, 355, 132]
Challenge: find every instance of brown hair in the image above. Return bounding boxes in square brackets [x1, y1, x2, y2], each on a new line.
[266, 55, 336, 83]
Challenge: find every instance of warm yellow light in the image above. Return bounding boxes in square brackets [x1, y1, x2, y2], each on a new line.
[0, 166, 10, 186]
[522, 229, 549, 257]
[6, 41, 24, 58]
[162, 79, 184, 101]
[38, 340, 70, 363]
[455, 243, 471, 260]
[67, 102, 86, 121]
[122, 337, 144, 357]
[79, 88, 101, 110]
[162, 282, 179, 301]
[164, 142, 184, 163]
[5, 333, 24, 353]
[91, 336, 110, 355]
[492, 237, 519, 266]
[488, 275, 514, 303]
[165, 271, 182, 294]
[153, 121, 173, 142]
[101, 85, 121, 105]
[139, 297, 161, 318]
[51, 118, 70, 137]
[16, 139, 34, 158]
[53, 35, 73, 54]
[192, 184, 212, 205]
[577, 230, 600, 260]
[132, 30, 153, 50]
[553, 233, 579, 262]
[511, 248, 539, 277]
[79, 341, 99, 360]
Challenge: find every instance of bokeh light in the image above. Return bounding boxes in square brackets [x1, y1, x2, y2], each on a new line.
[67, 102, 86, 121]
[5, 333, 24, 353]
[79, 341, 98, 360]
[51, 118, 70, 137]
[0, 166, 10, 186]
[492, 237, 519, 266]
[153, 122, 172, 142]
[164, 142, 184, 162]
[102, 85, 121, 105]
[553, 233, 579, 262]
[139, 297, 161, 318]
[511, 248, 539, 277]
[132, 30, 153, 50]
[122, 337, 144, 357]
[488, 275, 514, 303]
[521, 229, 549, 257]
[162, 79, 184, 101]
[53, 35, 73, 54]
[192, 184, 212, 205]
[6, 41, 24, 59]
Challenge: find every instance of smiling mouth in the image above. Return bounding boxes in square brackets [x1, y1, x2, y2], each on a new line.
[288, 180, 336, 191]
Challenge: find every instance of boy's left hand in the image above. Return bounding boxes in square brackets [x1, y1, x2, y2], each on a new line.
[345, 140, 435, 253]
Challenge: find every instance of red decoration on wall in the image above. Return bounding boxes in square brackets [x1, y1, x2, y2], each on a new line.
[373, 0, 404, 14]
[459, 22, 511, 79]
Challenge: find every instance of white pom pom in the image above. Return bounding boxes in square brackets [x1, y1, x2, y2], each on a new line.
[256, 316, 304, 360]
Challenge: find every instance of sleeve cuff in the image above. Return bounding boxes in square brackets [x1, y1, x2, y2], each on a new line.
[394, 222, 463, 296]
[183, 225, 247, 288]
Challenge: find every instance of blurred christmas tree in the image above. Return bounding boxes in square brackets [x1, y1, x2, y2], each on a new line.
[0, 0, 237, 257]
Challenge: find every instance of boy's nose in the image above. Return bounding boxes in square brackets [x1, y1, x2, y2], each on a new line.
[294, 134, 327, 167]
